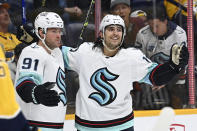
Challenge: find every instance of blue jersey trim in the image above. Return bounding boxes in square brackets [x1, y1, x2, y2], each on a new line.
[61, 46, 71, 70]
[16, 71, 42, 87]
[139, 63, 158, 85]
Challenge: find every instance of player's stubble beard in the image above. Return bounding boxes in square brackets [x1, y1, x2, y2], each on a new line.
[103, 36, 122, 51]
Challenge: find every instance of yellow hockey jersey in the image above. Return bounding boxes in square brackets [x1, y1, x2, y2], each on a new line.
[0, 46, 20, 118]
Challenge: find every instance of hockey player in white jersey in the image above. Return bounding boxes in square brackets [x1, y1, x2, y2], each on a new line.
[60, 14, 189, 131]
[135, 7, 188, 108]
[15, 12, 66, 131]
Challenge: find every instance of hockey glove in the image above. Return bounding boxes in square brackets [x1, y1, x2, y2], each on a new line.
[149, 44, 189, 86]
[32, 82, 60, 106]
[169, 44, 189, 73]
[17, 24, 38, 44]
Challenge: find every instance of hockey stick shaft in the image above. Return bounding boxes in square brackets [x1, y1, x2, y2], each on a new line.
[79, 0, 95, 40]
[42, 0, 46, 7]
[22, 0, 26, 24]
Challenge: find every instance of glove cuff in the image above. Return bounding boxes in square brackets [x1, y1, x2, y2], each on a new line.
[32, 86, 39, 104]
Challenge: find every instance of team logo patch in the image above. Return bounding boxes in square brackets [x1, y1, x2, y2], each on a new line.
[150, 52, 169, 64]
[147, 45, 156, 52]
[89, 67, 119, 106]
[56, 67, 67, 105]
[69, 47, 79, 52]
[135, 41, 142, 49]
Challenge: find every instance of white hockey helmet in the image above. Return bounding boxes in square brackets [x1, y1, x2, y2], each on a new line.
[34, 12, 64, 36]
[99, 14, 126, 37]
[99, 14, 126, 51]
[34, 12, 64, 51]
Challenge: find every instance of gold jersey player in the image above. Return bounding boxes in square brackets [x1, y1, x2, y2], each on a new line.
[0, 45, 30, 131]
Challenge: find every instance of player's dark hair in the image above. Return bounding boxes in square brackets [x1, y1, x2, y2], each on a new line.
[93, 36, 103, 49]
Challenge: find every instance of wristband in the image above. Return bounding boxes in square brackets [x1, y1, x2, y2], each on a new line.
[32, 86, 38, 104]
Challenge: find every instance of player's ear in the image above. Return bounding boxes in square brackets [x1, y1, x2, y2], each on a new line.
[99, 31, 103, 39]
[38, 29, 45, 38]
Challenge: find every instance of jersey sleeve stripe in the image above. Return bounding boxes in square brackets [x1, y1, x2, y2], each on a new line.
[16, 80, 36, 90]
[28, 120, 64, 129]
[149, 64, 162, 86]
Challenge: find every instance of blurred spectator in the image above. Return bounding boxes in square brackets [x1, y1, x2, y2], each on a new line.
[130, 10, 148, 43]
[66, 0, 93, 23]
[0, 0, 21, 61]
[30, 0, 84, 46]
[110, 0, 147, 47]
[33, 0, 82, 24]
[163, 0, 197, 62]
[130, 10, 147, 26]
[6, 0, 33, 15]
[65, 0, 111, 46]
[163, 0, 197, 29]
[4, 0, 34, 31]
[135, 6, 188, 109]
[7, 43, 27, 83]
[110, 0, 131, 28]
[65, 0, 95, 47]
[8, 0, 82, 28]
[163, 0, 197, 99]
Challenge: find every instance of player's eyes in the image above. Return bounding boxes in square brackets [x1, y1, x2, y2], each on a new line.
[106, 26, 122, 32]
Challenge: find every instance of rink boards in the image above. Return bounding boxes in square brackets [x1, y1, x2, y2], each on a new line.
[64, 109, 197, 131]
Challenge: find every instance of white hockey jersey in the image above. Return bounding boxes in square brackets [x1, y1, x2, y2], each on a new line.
[15, 43, 66, 129]
[61, 43, 157, 131]
[135, 21, 187, 64]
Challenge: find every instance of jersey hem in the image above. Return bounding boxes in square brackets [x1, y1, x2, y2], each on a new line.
[75, 111, 134, 128]
[28, 120, 64, 129]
